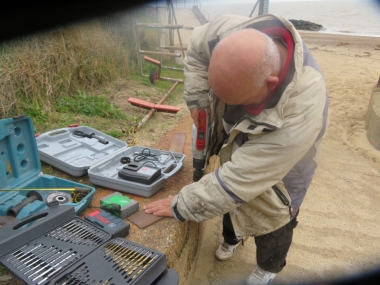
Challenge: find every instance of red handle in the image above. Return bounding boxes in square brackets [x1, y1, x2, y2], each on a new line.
[196, 109, 207, 150]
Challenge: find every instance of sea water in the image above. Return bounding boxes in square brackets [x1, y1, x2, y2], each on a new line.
[164, 0, 380, 37]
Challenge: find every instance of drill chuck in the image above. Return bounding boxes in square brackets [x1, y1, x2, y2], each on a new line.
[193, 169, 203, 182]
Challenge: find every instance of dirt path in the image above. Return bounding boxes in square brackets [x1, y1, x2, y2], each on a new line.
[185, 33, 380, 285]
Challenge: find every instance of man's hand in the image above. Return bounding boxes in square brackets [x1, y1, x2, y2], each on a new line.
[190, 106, 211, 128]
[190, 108, 199, 128]
[143, 196, 174, 217]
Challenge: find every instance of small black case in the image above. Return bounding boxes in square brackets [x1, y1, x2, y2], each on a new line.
[118, 162, 161, 185]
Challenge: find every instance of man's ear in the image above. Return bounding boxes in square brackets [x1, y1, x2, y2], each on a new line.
[266, 76, 279, 92]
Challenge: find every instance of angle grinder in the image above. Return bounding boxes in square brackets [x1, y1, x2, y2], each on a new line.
[46, 192, 72, 205]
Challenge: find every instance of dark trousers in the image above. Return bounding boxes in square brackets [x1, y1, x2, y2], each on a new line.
[222, 211, 299, 273]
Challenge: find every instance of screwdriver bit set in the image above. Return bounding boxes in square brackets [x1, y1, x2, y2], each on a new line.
[0, 205, 176, 285]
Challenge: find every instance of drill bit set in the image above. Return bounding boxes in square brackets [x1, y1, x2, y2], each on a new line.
[0, 206, 176, 285]
[4, 244, 79, 285]
[48, 238, 167, 285]
[1, 217, 110, 285]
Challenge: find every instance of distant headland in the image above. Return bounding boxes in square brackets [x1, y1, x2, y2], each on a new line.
[289, 19, 325, 31]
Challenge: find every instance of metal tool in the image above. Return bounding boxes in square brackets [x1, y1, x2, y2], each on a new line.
[27, 250, 68, 278]
[118, 249, 146, 272]
[131, 254, 159, 280]
[60, 263, 87, 285]
[6, 245, 28, 261]
[73, 130, 109, 145]
[8, 244, 42, 264]
[13, 246, 49, 268]
[113, 247, 141, 268]
[0, 187, 91, 192]
[36, 253, 77, 284]
[102, 278, 112, 285]
[31, 251, 74, 281]
[7, 191, 43, 217]
[112, 245, 138, 264]
[104, 240, 124, 256]
[46, 192, 72, 204]
[19, 247, 55, 272]
[169, 149, 179, 164]
[23, 249, 61, 275]
[126, 251, 153, 276]
[192, 107, 210, 182]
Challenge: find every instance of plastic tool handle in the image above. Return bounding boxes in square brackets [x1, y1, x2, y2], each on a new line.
[73, 130, 109, 144]
[89, 133, 109, 144]
[7, 196, 37, 217]
[7, 191, 43, 217]
[100, 203, 121, 214]
[74, 187, 92, 194]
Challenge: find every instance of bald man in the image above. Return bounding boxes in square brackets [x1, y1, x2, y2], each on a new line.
[144, 14, 328, 285]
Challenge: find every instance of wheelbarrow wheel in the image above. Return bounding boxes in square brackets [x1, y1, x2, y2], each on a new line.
[149, 68, 158, 85]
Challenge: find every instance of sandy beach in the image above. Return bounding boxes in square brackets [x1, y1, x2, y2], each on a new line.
[186, 31, 380, 285]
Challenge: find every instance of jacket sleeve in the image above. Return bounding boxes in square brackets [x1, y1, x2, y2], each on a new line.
[172, 70, 327, 222]
[183, 24, 212, 109]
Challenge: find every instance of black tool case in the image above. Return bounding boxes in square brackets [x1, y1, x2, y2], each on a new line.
[0, 205, 178, 285]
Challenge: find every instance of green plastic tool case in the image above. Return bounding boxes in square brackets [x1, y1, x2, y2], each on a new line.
[0, 116, 95, 220]
[35, 125, 185, 197]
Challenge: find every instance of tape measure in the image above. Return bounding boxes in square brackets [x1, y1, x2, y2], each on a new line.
[85, 209, 130, 238]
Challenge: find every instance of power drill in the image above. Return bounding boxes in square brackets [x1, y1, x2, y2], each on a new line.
[192, 108, 210, 182]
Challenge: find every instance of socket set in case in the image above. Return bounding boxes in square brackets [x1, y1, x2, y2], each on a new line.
[0, 205, 178, 285]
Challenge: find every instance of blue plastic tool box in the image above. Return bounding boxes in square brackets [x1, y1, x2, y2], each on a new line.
[36, 126, 185, 197]
[0, 116, 95, 220]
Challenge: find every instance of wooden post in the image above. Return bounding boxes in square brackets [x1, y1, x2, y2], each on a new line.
[258, 0, 265, 15]
[135, 81, 180, 131]
[366, 76, 380, 150]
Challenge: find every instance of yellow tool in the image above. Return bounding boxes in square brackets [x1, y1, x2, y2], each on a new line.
[0, 187, 91, 203]
[0, 187, 90, 191]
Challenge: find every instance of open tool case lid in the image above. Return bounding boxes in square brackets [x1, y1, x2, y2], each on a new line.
[36, 126, 127, 177]
[36, 126, 185, 197]
[0, 115, 42, 190]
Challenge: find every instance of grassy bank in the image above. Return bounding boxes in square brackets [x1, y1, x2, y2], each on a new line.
[0, 5, 185, 136]
[0, 20, 133, 118]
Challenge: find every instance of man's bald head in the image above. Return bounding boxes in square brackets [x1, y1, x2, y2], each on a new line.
[208, 29, 280, 105]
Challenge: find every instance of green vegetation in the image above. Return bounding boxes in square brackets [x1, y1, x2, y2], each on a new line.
[0, 20, 131, 119]
[55, 93, 125, 119]
[0, 6, 186, 138]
